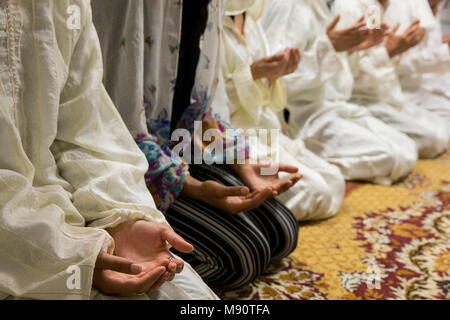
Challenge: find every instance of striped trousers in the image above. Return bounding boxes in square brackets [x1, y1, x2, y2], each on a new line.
[166, 164, 299, 290]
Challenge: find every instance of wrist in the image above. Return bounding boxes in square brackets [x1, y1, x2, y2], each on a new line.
[250, 64, 262, 81]
[386, 44, 397, 58]
[181, 175, 204, 200]
[107, 221, 134, 237]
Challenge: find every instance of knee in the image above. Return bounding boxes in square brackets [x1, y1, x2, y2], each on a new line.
[271, 209, 299, 259]
[374, 137, 417, 183]
[290, 168, 345, 221]
[319, 166, 346, 219]
[418, 127, 449, 159]
[216, 233, 271, 290]
[391, 136, 419, 182]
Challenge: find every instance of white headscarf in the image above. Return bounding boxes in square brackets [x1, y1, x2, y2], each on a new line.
[225, 0, 265, 20]
[225, 0, 256, 15]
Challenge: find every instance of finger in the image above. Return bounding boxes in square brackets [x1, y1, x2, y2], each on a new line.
[290, 48, 301, 70]
[148, 276, 167, 292]
[162, 228, 194, 253]
[290, 174, 303, 186]
[406, 24, 421, 36]
[175, 259, 184, 273]
[419, 28, 426, 40]
[96, 251, 141, 275]
[390, 23, 400, 35]
[229, 189, 272, 214]
[167, 261, 177, 272]
[132, 267, 168, 294]
[277, 180, 294, 194]
[274, 173, 302, 194]
[285, 49, 297, 74]
[327, 15, 340, 33]
[96, 266, 166, 296]
[265, 52, 285, 63]
[406, 28, 423, 43]
[216, 184, 249, 198]
[278, 164, 300, 174]
[166, 269, 176, 282]
[409, 20, 421, 29]
[244, 189, 266, 199]
[348, 21, 367, 32]
[241, 188, 273, 210]
[380, 23, 389, 32]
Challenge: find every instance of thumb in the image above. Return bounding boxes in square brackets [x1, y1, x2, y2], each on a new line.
[327, 14, 341, 33]
[162, 228, 194, 253]
[410, 20, 421, 27]
[96, 251, 142, 274]
[278, 164, 300, 174]
[215, 184, 249, 198]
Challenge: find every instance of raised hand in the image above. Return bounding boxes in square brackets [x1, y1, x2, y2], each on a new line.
[349, 23, 390, 54]
[327, 15, 370, 52]
[385, 21, 426, 57]
[181, 175, 273, 214]
[231, 161, 303, 197]
[250, 48, 301, 85]
[93, 221, 193, 296]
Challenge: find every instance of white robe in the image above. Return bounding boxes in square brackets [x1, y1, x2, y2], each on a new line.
[333, 0, 449, 158]
[261, 0, 417, 185]
[0, 0, 216, 300]
[383, 0, 450, 138]
[220, 13, 345, 221]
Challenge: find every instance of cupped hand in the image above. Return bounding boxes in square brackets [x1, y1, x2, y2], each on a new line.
[348, 23, 389, 53]
[327, 15, 369, 52]
[231, 161, 303, 197]
[251, 48, 301, 85]
[93, 250, 166, 296]
[182, 175, 273, 214]
[93, 221, 193, 296]
[385, 21, 426, 57]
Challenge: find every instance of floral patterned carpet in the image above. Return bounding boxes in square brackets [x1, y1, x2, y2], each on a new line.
[219, 148, 450, 300]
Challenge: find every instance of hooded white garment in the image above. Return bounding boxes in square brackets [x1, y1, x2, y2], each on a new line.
[220, 0, 345, 220]
[0, 0, 216, 300]
[260, 0, 417, 185]
[332, 0, 449, 158]
[383, 0, 450, 137]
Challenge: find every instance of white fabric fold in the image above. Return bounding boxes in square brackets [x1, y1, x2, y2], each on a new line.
[0, 0, 168, 300]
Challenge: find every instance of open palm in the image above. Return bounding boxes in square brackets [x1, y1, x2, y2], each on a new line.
[200, 180, 273, 214]
[231, 162, 303, 196]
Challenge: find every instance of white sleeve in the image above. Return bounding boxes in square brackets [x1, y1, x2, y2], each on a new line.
[0, 92, 112, 300]
[0, 3, 170, 300]
[52, 5, 166, 230]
